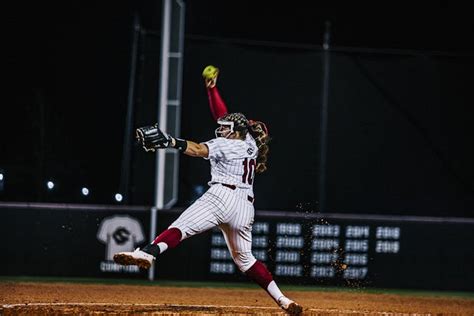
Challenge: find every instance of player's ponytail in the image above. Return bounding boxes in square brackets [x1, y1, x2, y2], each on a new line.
[248, 120, 271, 173]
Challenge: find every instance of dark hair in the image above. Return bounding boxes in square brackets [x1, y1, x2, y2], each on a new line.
[248, 120, 271, 173]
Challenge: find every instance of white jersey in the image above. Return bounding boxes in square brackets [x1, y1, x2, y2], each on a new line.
[171, 134, 259, 273]
[204, 133, 258, 190]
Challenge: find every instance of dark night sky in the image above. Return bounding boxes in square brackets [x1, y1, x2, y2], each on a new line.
[167, 2, 473, 52]
[4, 1, 474, 207]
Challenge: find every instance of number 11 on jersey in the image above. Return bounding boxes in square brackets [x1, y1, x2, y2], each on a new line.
[242, 158, 256, 185]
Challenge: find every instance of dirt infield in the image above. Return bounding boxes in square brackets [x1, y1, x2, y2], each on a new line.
[1, 282, 474, 315]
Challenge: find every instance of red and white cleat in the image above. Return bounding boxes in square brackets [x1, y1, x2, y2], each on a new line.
[113, 248, 155, 269]
[278, 296, 303, 315]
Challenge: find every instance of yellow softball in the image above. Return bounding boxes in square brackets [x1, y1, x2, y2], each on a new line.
[202, 65, 219, 79]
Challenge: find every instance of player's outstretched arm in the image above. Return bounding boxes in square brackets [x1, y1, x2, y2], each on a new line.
[181, 141, 209, 158]
[202, 65, 228, 121]
[207, 86, 228, 121]
[165, 137, 209, 158]
[165, 137, 208, 158]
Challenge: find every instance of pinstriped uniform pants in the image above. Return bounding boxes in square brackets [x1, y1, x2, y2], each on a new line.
[169, 183, 256, 272]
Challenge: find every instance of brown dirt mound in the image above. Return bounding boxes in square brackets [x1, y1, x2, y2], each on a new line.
[1, 282, 473, 315]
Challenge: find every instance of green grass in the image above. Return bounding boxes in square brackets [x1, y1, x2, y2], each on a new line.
[1, 275, 473, 300]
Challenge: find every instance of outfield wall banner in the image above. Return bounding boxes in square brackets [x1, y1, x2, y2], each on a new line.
[1, 203, 473, 291]
[0, 203, 150, 279]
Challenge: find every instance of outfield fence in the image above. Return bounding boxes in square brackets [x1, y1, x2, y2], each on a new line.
[1, 202, 473, 291]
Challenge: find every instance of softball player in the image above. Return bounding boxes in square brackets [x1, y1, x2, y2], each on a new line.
[114, 67, 302, 315]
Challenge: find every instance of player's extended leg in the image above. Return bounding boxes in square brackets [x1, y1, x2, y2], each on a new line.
[219, 205, 303, 315]
[112, 227, 183, 269]
[245, 261, 303, 315]
[114, 187, 226, 269]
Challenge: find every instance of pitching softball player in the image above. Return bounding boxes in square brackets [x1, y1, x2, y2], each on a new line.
[114, 66, 302, 315]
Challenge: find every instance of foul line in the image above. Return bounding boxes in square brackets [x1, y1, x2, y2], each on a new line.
[1, 302, 431, 315]
[1, 303, 276, 310]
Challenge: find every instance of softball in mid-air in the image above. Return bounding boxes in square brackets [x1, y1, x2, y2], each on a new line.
[202, 65, 219, 79]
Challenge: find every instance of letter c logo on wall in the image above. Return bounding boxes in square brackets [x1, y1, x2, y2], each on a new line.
[113, 227, 131, 245]
[97, 215, 145, 261]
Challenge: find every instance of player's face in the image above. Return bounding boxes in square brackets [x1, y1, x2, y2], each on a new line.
[215, 124, 233, 138]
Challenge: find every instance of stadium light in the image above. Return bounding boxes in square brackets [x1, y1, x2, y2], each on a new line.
[47, 181, 55, 190]
[0, 169, 4, 192]
[115, 193, 123, 202]
[81, 187, 89, 196]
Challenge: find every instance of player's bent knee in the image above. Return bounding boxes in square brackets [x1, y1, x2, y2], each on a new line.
[167, 226, 186, 241]
[233, 252, 257, 272]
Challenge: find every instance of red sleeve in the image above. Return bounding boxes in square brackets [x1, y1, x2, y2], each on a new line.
[207, 86, 228, 121]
